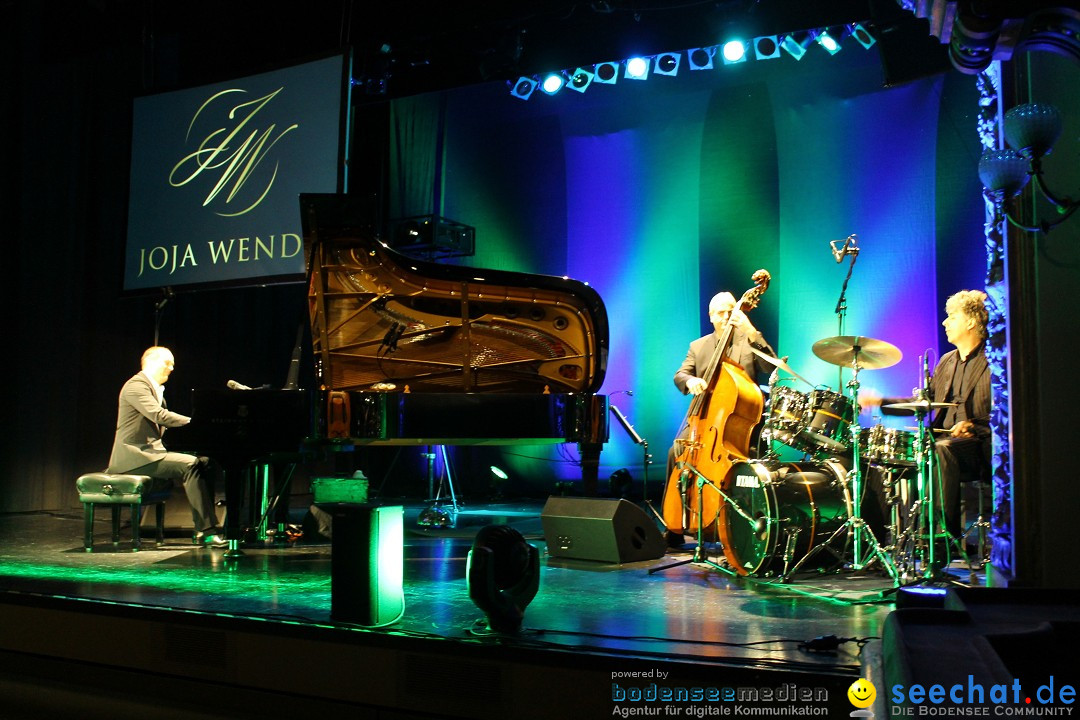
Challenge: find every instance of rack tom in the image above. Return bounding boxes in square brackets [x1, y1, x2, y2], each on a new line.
[800, 389, 855, 453]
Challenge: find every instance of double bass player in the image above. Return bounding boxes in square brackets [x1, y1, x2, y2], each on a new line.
[665, 289, 776, 547]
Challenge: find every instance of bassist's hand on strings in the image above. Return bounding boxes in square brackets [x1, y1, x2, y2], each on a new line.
[685, 377, 708, 396]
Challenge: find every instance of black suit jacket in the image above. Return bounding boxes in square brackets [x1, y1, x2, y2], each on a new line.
[673, 327, 775, 394]
[883, 346, 991, 462]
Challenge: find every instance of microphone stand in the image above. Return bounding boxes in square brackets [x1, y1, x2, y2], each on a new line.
[610, 403, 657, 521]
[153, 287, 173, 345]
[833, 236, 859, 389]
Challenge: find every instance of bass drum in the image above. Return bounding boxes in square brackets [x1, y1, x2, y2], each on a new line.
[720, 459, 851, 577]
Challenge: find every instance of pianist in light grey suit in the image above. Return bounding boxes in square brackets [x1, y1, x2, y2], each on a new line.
[106, 346, 225, 546]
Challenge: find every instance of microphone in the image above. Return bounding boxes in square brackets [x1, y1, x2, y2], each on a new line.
[226, 379, 252, 390]
[829, 234, 859, 263]
[923, 350, 932, 392]
[829, 237, 850, 263]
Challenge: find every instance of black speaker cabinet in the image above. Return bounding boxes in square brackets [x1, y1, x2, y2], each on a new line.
[325, 503, 405, 627]
[540, 497, 665, 563]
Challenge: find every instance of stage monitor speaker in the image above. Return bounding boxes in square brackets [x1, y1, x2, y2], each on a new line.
[325, 503, 404, 627]
[540, 496, 665, 563]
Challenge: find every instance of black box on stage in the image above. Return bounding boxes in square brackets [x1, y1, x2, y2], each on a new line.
[324, 503, 404, 627]
[540, 496, 665, 563]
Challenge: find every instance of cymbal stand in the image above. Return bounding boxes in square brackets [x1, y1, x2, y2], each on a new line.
[648, 460, 731, 576]
[777, 354, 898, 583]
[909, 407, 969, 581]
[838, 353, 898, 578]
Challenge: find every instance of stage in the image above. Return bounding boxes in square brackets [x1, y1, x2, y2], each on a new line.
[0, 501, 992, 719]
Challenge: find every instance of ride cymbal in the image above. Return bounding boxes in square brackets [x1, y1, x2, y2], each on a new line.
[811, 335, 902, 370]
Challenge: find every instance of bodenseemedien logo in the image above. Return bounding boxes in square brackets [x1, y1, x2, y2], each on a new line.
[849, 678, 876, 717]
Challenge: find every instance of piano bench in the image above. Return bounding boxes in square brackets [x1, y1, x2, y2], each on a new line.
[76, 473, 173, 552]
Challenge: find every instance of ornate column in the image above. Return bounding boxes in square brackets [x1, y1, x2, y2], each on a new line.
[976, 64, 1013, 577]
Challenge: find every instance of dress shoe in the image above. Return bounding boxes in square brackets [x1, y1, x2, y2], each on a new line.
[194, 528, 228, 548]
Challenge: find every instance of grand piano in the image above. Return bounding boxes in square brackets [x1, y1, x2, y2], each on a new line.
[174, 194, 611, 546]
[302, 193, 610, 488]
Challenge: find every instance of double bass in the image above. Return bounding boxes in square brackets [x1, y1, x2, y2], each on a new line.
[662, 270, 771, 541]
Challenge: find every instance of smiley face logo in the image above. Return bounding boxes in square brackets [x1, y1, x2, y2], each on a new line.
[848, 678, 876, 709]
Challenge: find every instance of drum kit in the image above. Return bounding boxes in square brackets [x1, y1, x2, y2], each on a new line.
[713, 335, 959, 585]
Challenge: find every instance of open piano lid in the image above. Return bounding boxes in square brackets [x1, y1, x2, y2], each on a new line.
[300, 194, 609, 395]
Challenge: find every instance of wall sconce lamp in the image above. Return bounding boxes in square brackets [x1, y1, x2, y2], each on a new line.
[978, 103, 1078, 233]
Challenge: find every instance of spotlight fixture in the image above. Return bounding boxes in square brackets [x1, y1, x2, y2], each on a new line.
[609, 468, 633, 498]
[624, 56, 650, 80]
[510, 76, 538, 100]
[594, 61, 620, 84]
[780, 32, 812, 60]
[467, 524, 540, 634]
[721, 39, 748, 64]
[567, 67, 594, 92]
[979, 102, 1079, 233]
[490, 465, 509, 480]
[686, 47, 716, 70]
[753, 35, 781, 60]
[540, 72, 566, 95]
[653, 52, 681, 76]
[849, 22, 876, 49]
[814, 27, 844, 55]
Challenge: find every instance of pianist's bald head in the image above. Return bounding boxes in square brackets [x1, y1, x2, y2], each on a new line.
[141, 346, 176, 384]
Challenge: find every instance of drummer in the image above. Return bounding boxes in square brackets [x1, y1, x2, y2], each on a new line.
[862, 290, 991, 541]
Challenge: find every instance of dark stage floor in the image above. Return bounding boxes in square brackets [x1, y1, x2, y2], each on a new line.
[0, 501, 993, 719]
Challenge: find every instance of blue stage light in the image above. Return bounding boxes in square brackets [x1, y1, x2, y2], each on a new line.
[624, 56, 649, 80]
[721, 40, 747, 64]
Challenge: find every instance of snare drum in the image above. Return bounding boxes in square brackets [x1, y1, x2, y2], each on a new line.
[859, 425, 916, 468]
[800, 389, 855, 453]
[767, 386, 807, 449]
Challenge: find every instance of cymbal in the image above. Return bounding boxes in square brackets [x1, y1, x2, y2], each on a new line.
[811, 335, 902, 370]
[749, 347, 814, 388]
[885, 401, 958, 412]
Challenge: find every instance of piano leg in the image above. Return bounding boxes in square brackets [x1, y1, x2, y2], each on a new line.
[579, 441, 602, 497]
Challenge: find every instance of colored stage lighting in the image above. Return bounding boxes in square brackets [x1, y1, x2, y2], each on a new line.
[721, 40, 748, 64]
[467, 524, 540, 634]
[780, 32, 812, 60]
[653, 52, 681, 76]
[849, 22, 877, 49]
[624, 56, 650, 80]
[594, 61, 620, 84]
[540, 72, 565, 95]
[567, 67, 594, 92]
[814, 27, 843, 55]
[510, 76, 538, 99]
[686, 47, 716, 70]
[753, 35, 781, 60]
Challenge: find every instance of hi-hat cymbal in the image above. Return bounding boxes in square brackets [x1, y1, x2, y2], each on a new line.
[811, 335, 902, 370]
[885, 400, 958, 412]
[749, 347, 814, 387]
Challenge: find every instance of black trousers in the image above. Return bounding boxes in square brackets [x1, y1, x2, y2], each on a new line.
[935, 435, 989, 538]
